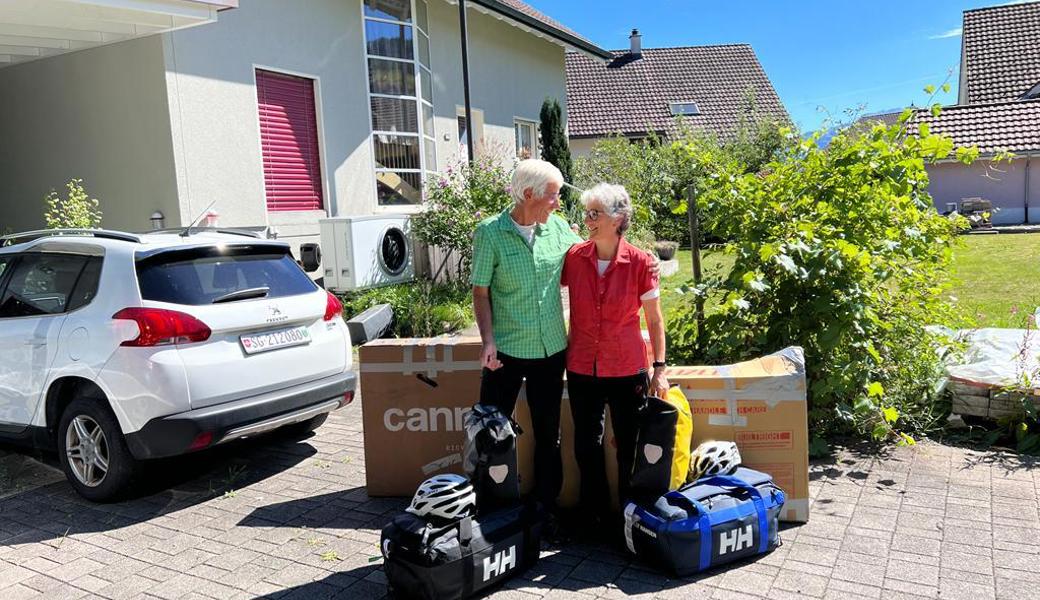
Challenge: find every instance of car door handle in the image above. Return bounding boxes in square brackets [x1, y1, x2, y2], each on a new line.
[24, 338, 46, 347]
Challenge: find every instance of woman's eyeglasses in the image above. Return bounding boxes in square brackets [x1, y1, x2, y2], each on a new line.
[583, 209, 603, 221]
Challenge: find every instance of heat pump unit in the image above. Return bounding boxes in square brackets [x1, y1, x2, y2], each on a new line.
[319, 215, 414, 292]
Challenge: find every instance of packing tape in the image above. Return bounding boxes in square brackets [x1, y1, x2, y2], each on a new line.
[361, 361, 483, 375]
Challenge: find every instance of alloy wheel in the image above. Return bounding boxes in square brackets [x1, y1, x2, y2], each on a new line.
[65, 415, 109, 487]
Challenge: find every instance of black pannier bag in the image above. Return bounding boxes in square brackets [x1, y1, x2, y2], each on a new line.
[622, 468, 785, 576]
[463, 403, 520, 511]
[381, 503, 544, 600]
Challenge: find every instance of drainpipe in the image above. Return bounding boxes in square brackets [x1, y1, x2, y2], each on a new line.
[1027, 154, 1033, 224]
[458, 0, 475, 165]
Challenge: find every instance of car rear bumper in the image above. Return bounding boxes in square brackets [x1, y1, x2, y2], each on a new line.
[125, 370, 356, 460]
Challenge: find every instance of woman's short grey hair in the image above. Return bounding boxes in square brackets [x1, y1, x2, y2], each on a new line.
[511, 159, 563, 205]
[581, 183, 632, 235]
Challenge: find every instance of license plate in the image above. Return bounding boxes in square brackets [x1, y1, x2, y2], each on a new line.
[240, 326, 311, 355]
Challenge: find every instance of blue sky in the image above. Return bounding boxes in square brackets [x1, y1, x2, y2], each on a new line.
[525, 0, 1032, 133]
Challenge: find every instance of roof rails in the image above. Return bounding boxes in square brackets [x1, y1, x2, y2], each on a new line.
[148, 227, 265, 239]
[0, 229, 142, 247]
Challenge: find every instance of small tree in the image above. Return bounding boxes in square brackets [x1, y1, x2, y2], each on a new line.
[44, 179, 102, 229]
[539, 97, 574, 210]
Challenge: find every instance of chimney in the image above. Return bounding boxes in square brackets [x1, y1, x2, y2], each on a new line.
[629, 28, 642, 55]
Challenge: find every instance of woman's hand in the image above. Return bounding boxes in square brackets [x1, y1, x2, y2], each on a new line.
[651, 368, 669, 398]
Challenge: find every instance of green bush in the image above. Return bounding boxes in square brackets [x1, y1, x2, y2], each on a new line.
[667, 112, 975, 445]
[339, 281, 473, 338]
[412, 155, 513, 281]
[44, 178, 102, 229]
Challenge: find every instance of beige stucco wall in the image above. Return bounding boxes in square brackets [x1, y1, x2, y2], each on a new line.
[0, 36, 180, 234]
[427, 2, 567, 171]
[161, 0, 374, 251]
[568, 137, 599, 160]
[927, 157, 1039, 224]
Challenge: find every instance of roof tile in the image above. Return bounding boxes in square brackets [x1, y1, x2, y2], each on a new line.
[910, 98, 1040, 154]
[565, 44, 788, 139]
[962, 1, 1040, 103]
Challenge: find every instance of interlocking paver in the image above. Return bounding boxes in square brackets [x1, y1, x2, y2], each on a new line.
[2, 396, 1039, 599]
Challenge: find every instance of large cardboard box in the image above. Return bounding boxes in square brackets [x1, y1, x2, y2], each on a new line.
[360, 337, 809, 523]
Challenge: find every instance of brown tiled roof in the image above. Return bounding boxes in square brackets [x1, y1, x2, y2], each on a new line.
[495, 0, 591, 45]
[565, 44, 789, 140]
[471, 0, 610, 59]
[962, 1, 1040, 103]
[910, 98, 1040, 154]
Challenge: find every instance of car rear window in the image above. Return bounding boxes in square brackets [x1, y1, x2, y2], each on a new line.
[136, 247, 317, 305]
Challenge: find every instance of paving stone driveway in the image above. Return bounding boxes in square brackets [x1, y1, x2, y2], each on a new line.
[1, 397, 1038, 600]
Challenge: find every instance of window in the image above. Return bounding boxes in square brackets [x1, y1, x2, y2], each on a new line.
[669, 101, 700, 116]
[456, 108, 485, 162]
[514, 119, 537, 159]
[136, 248, 316, 306]
[255, 69, 324, 212]
[363, 0, 435, 205]
[0, 254, 91, 318]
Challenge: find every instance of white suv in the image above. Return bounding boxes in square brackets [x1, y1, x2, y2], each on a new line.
[0, 228, 355, 501]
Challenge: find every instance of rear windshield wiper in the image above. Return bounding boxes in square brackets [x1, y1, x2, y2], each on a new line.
[212, 286, 270, 304]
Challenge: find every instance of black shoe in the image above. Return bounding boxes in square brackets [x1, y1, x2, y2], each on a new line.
[543, 512, 573, 546]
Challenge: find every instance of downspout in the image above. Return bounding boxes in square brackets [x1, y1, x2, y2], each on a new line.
[458, 0, 476, 165]
[1026, 154, 1033, 224]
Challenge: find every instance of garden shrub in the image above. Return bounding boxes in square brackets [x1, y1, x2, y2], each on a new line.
[339, 280, 472, 338]
[667, 113, 975, 445]
[45, 178, 102, 229]
[411, 155, 513, 281]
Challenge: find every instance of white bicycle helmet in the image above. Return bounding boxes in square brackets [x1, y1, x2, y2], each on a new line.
[689, 441, 742, 482]
[406, 474, 477, 522]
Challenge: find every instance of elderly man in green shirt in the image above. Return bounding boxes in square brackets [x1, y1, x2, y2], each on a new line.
[471, 159, 578, 525]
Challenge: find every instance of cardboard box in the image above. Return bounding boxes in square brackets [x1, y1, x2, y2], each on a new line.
[360, 337, 809, 523]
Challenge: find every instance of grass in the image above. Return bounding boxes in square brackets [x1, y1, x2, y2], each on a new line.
[949, 234, 1040, 328]
[660, 235, 1040, 329]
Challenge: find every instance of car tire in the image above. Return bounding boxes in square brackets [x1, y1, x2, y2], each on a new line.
[57, 398, 137, 502]
[279, 413, 329, 438]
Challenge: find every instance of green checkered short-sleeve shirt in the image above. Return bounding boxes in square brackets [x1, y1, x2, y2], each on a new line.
[471, 208, 581, 359]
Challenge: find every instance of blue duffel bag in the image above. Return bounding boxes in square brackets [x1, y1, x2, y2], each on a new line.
[622, 467, 785, 575]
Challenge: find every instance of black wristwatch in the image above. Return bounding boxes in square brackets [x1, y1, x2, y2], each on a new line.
[652, 361, 667, 369]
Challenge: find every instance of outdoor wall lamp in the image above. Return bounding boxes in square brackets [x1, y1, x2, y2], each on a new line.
[150, 211, 165, 230]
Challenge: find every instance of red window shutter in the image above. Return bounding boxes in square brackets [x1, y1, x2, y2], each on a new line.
[255, 69, 324, 212]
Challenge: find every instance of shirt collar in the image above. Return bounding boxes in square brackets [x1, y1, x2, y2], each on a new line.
[580, 238, 635, 263]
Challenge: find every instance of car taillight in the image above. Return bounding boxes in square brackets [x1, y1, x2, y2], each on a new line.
[113, 307, 212, 346]
[324, 292, 343, 322]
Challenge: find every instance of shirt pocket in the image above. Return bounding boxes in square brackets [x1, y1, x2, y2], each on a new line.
[495, 246, 528, 293]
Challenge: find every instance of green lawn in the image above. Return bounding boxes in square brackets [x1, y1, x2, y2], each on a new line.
[950, 234, 1040, 328]
[660, 235, 1040, 328]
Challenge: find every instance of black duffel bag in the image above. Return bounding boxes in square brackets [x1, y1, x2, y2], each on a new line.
[381, 502, 544, 600]
[463, 403, 520, 512]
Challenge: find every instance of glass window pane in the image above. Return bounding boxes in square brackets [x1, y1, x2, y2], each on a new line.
[365, 21, 413, 59]
[416, 0, 429, 31]
[424, 137, 437, 170]
[371, 97, 418, 132]
[420, 71, 433, 103]
[418, 32, 431, 68]
[0, 254, 89, 317]
[422, 104, 434, 137]
[368, 58, 416, 96]
[364, 0, 411, 22]
[374, 134, 421, 170]
[377, 171, 423, 205]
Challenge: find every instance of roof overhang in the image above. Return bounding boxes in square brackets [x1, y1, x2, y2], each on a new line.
[444, 0, 612, 60]
[0, 0, 236, 69]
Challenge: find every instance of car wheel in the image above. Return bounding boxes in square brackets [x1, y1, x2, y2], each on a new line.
[279, 413, 329, 438]
[58, 398, 137, 502]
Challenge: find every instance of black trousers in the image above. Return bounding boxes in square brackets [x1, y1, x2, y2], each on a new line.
[479, 350, 566, 508]
[567, 370, 648, 517]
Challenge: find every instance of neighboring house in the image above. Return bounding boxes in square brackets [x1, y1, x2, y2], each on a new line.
[0, 0, 609, 256]
[915, 1, 1040, 224]
[565, 30, 789, 158]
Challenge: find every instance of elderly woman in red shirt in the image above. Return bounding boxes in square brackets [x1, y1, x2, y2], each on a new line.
[561, 183, 669, 534]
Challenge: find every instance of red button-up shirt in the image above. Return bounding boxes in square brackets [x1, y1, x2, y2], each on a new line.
[562, 239, 659, 377]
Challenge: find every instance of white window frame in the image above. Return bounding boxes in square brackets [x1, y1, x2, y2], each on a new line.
[513, 117, 538, 159]
[361, 0, 435, 206]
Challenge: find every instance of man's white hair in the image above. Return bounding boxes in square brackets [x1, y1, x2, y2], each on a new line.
[581, 183, 632, 235]
[511, 159, 563, 205]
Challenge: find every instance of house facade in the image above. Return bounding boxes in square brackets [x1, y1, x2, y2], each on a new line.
[914, 1, 1040, 224]
[0, 0, 608, 254]
[565, 30, 789, 158]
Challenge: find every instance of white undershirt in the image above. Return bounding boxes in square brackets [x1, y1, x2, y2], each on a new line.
[512, 218, 536, 247]
[596, 259, 660, 301]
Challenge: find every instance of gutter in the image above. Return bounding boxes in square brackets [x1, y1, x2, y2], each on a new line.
[467, 0, 613, 60]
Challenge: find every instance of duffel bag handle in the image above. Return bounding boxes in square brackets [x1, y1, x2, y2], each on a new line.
[661, 492, 713, 571]
[668, 474, 770, 559]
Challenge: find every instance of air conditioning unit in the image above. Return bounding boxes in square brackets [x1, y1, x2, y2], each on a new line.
[319, 215, 415, 292]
